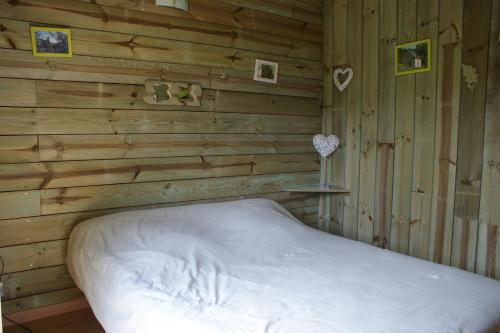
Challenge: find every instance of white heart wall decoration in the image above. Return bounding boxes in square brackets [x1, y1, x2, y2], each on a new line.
[333, 67, 354, 92]
[313, 134, 339, 158]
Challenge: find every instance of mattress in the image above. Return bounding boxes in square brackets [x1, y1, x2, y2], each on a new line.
[67, 199, 500, 333]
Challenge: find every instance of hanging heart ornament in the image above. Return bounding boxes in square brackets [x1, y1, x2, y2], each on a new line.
[313, 134, 339, 158]
[333, 67, 354, 92]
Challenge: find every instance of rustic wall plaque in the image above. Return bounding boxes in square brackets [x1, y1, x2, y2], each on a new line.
[143, 80, 202, 107]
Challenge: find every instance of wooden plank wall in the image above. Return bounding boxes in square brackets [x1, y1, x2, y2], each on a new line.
[324, 0, 500, 279]
[0, 0, 323, 314]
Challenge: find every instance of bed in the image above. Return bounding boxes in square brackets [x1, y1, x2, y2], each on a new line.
[67, 199, 500, 333]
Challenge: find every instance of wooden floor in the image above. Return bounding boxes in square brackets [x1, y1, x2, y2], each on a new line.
[4, 309, 104, 333]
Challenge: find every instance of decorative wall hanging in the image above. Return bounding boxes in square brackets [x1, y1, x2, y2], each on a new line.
[155, 0, 188, 11]
[395, 39, 431, 75]
[31, 26, 72, 57]
[461, 64, 479, 91]
[333, 67, 353, 92]
[254, 59, 279, 84]
[313, 134, 339, 158]
[143, 80, 202, 107]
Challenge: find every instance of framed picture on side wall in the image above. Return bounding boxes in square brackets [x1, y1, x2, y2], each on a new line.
[395, 39, 431, 75]
[31, 26, 72, 57]
[254, 59, 279, 83]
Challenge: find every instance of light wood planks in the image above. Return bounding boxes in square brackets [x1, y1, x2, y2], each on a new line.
[341, 0, 362, 240]
[477, 0, 500, 279]
[0, 240, 67, 274]
[31, 79, 319, 114]
[429, 0, 463, 265]
[317, 0, 334, 233]
[324, 0, 499, 281]
[409, 0, 438, 259]
[37, 134, 314, 161]
[0, 77, 320, 116]
[0, 108, 320, 135]
[373, 0, 397, 249]
[0, 154, 319, 192]
[0, 49, 321, 99]
[214, 0, 322, 23]
[450, 0, 491, 272]
[40, 172, 319, 215]
[357, 0, 379, 245]
[0, 0, 323, 315]
[0, 17, 321, 80]
[329, 0, 347, 235]
[0, 78, 36, 107]
[0, 136, 38, 163]
[1, 265, 74, 300]
[390, 0, 417, 254]
[0, 191, 41, 220]
[91, 0, 322, 42]
[0, 0, 321, 60]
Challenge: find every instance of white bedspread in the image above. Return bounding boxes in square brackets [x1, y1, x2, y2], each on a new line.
[67, 199, 500, 333]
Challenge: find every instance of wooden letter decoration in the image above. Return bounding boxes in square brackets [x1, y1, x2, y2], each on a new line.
[144, 80, 202, 107]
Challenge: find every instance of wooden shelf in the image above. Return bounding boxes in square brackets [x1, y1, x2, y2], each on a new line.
[286, 186, 350, 194]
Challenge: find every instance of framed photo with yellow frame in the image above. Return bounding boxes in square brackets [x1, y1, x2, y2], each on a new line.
[395, 39, 431, 76]
[31, 26, 72, 57]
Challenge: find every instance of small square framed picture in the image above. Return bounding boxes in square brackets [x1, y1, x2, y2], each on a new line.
[254, 59, 279, 83]
[395, 39, 431, 76]
[31, 26, 72, 57]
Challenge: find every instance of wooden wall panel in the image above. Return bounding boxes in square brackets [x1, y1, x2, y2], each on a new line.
[409, 0, 438, 259]
[451, 0, 491, 272]
[357, 0, 379, 244]
[0, 18, 321, 80]
[0, 240, 67, 274]
[342, 0, 362, 240]
[0, 108, 320, 135]
[89, 0, 322, 42]
[0, 50, 321, 99]
[2, 288, 84, 314]
[0, 136, 38, 163]
[0, 0, 322, 314]
[0, 78, 36, 107]
[214, 0, 322, 23]
[373, 0, 396, 248]
[390, 0, 416, 254]
[317, 0, 333, 233]
[37, 134, 314, 161]
[0, 154, 319, 192]
[324, 0, 499, 281]
[0, 0, 321, 60]
[329, 0, 347, 235]
[0, 191, 41, 220]
[477, 0, 500, 279]
[1, 266, 74, 301]
[429, 0, 463, 266]
[40, 172, 319, 215]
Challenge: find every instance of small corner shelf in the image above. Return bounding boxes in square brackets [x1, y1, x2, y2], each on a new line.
[285, 186, 350, 194]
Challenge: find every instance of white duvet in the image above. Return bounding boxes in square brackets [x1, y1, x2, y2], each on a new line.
[67, 199, 500, 333]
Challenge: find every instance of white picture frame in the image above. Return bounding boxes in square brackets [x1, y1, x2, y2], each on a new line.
[155, 0, 188, 11]
[254, 59, 279, 84]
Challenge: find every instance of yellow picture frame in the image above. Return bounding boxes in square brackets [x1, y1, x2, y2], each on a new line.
[395, 39, 431, 76]
[31, 26, 72, 58]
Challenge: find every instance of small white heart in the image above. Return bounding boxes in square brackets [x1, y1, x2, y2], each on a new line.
[333, 67, 354, 92]
[313, 134, 339, 158]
